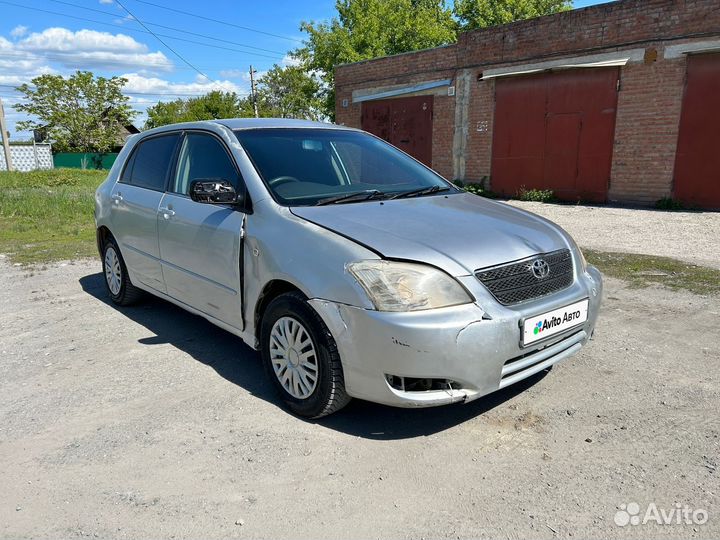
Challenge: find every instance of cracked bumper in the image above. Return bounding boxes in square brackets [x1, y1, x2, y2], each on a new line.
[309, 266, 603, 408]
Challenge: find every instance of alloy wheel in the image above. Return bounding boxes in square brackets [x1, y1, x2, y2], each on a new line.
[269, 316, 319, 399]
[104, 246, 122, 296]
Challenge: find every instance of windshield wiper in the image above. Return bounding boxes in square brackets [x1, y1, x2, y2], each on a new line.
[390, 185, 450, 200]
[316, 190, 387, 206]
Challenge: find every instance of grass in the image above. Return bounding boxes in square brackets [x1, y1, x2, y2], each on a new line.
[0, 168, 106, 264]
[585, 250, 720, 297]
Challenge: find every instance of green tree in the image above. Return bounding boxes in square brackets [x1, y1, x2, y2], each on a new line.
[258, 64, 324, 120]
[453, 0, 572, 30]
[15, 71, 136, 153]
[144, 90, 254, 129]
[299, 0, 458, 119]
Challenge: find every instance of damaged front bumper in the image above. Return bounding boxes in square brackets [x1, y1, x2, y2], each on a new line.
[309, 266, 603, 408]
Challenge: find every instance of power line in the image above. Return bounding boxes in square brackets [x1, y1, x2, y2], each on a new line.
[0, 1, 286, 61]
[112, 0, 235, 96]
[47, 0, 287, 56]
[131, 0, 304, 44]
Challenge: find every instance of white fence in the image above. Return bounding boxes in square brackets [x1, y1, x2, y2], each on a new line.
[0, 144, 53, 172]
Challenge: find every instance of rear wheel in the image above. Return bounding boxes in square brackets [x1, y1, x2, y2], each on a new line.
[260, 292, 351, 418]
[102, 237, 143, 306]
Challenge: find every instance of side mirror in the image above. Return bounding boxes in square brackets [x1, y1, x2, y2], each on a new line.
[189, 179, 241, 205]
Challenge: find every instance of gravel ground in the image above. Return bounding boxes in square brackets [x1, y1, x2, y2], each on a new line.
[1, 258, 718, 539]
[505, 201, 720, 269]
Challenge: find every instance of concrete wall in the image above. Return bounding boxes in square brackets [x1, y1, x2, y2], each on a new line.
[0, 144, 53, 172]
[335, 0, 720, 205]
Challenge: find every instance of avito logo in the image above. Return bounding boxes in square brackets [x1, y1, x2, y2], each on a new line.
[533, 310, 582, 335]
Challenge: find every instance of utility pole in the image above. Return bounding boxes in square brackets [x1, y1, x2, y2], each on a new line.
[249, 65, 259, 118]
[0, 98, 12, 172]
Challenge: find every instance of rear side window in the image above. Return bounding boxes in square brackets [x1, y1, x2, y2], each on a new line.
[122, 133, 179, 191]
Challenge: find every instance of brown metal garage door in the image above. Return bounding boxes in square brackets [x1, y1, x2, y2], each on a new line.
[361, 96, 433, 166]
[491, 68, 619, 202]
[673, 53, 720, 209]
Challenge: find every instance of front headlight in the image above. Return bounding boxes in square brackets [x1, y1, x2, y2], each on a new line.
[347, 260, 473, 312]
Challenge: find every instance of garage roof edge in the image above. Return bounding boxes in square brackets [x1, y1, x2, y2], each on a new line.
[481, 49, 645, 80]
[352, 79, 453, 104]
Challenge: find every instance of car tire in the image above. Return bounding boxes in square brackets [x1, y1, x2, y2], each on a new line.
[260, 291, 351, 418]
[102, 237, 143, 306]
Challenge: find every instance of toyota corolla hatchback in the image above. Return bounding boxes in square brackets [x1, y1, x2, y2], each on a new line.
[95, 118, 602, 418]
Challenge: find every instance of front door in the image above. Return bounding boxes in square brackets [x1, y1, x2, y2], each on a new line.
[157, 131, 246, 330]
[110, 133, 180, 292]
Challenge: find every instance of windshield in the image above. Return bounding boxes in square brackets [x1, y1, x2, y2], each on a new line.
[234, 128, 456, 206]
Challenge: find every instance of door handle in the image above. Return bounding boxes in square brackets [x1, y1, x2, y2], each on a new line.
[158, 207, 175, 219]
[111, 193, 123, 204]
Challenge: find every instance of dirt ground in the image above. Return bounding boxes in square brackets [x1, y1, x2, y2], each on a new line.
[0, 258, 718, 539]
[506, 201, 720, 270]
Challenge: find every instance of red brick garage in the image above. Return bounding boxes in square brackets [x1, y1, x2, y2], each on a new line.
[491, 68, 619, 203]
[673, 53, 720, 209]
[335, 0, 720, 208]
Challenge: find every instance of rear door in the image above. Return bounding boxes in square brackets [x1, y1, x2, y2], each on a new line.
[157, 131, 246, 330]
[110, 133, 180, 292]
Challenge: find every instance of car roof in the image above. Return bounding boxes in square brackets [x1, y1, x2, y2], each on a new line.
[136, 118, 359, 139]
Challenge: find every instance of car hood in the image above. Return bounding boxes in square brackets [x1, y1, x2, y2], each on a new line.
[290, 193, 571, 276]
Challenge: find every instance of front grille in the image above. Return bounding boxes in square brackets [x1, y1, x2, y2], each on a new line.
[475, 249, 574, 305]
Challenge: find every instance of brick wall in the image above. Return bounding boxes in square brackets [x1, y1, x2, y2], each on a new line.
[465, 75, 494, 182]
[335, 0, 720, 205]
[610, 46, 687, 203]
[457, 0, 720, 69]
[430, 94, 455, 178]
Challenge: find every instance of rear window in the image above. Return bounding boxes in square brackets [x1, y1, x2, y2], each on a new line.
[121, 133, 180, 191]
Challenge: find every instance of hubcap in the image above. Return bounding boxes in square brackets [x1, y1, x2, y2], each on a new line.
[269, 316, 318, 399]
[104, 246, 122, 296]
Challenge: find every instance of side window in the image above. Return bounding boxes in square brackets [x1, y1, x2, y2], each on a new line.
[119, 150, 136, 183]
[123, 133, 179, 191]
[172, 133, 240, 195]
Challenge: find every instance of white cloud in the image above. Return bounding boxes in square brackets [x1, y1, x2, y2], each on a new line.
[10, 25, 28, 39]
[11, 28, 173, 72]
[113, 14, 136, 25]
[219, 69, 245, 79]
[20, 28, 147, 54]
[98, 0, 114, 4]
[121, 73, 249, 97]
[281, 54, 301, 67]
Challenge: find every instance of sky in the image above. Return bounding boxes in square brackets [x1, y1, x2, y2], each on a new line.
[0, 0, 613, 138]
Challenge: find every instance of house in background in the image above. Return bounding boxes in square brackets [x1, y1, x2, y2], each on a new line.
[51, 123, 141, 170]
[335, 0, 720, 209]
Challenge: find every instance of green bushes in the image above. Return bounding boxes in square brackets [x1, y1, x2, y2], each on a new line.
[517, 187, 557, 203]
[655, 197, 685, 211]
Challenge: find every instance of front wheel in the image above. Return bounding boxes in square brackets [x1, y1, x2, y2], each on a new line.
[260, 292, 351, 418]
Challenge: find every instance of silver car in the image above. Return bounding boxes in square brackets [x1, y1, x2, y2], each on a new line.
[95, 119, 602, 418]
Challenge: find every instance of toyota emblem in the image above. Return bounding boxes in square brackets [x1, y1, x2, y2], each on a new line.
[531, 258, 551, 279]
